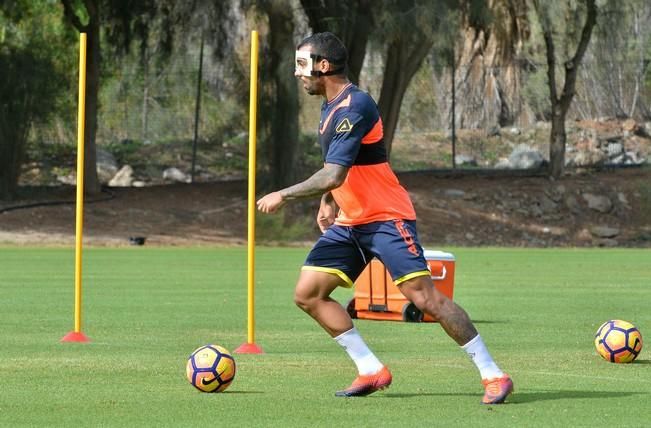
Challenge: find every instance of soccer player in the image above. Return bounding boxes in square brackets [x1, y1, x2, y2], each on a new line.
[256, 32, 513, 404]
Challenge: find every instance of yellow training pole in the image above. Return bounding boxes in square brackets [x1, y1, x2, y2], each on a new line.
[235, 30, 263, 354]
[62, 33, 90, 343]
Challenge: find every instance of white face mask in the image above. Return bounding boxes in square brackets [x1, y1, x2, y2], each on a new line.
[295, 50, 316, 77]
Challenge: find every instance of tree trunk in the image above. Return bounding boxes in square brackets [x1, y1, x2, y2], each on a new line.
[61, 0, 101, 195]
[263, 0, 299, 189]
[452, 0, 530, 130]
[142, 51, 150, 140]
[82, 3, 101, 195]
[377, 39, 433, 156]
[534, 0, 597, 178]
[0, 92, 29, 200]
[549, 110, 566, 178]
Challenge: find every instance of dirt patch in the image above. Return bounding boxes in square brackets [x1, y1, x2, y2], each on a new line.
[1, 167, 650, 247]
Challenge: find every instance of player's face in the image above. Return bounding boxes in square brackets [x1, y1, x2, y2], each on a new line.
[295, 46, 325, 96]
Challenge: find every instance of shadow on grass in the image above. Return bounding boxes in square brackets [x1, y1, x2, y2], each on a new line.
[383, 390, 647, 403]
[509, 389, 647, 404]
[470, 319, 509, 324]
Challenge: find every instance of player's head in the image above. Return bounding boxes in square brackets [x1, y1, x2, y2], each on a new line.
[295, 32, 347, 94]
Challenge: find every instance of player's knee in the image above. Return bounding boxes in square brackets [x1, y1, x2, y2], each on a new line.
[293, 288, 313, 312]
[401, 278, 448, 316]
[412, 293, 443, 316]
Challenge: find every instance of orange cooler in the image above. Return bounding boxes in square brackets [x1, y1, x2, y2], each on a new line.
[348, 250, 456, 323]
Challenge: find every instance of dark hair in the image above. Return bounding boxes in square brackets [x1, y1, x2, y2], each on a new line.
[297, 32, 348, 69]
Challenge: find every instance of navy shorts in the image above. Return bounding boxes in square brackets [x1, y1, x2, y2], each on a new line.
[302, 220, 430, 288]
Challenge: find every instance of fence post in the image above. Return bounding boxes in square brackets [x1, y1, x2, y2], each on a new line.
[191, 32, 205, 183]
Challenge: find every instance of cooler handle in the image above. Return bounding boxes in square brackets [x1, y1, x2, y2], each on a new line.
[430, 265, 447, 280]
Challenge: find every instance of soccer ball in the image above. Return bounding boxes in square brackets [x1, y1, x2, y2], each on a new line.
[186, 344, 236, 392]
[594, 320, 643, 363]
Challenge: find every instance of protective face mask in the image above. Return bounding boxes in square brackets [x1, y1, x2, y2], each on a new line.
[295, 50, 316, 77]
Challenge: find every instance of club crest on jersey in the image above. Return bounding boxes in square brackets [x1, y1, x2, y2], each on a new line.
[335, 118, 353, 133]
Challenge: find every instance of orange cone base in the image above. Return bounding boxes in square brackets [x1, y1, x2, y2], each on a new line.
[61, 331, 91, 343]
[234, 342, 264, 354]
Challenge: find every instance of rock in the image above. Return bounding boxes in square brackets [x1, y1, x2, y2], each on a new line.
[455, 154, 477, 167]
[567, 150, 607, 167]
[582, 193, 612, 213]
[596, 238, 618, 247]
[487, 126, 500, 137]
[621, 118, 637, 133]
[109, 165, 134, 187]
[56, 172, 76, 185]
[96, 148, 119, 185]
[508, 144, 545, 169]
[494, 158, 511, 169]
[444, 189, 465, 198]
[590, 226, 620, 238]
[576, 228, 592, 242]
[565, 195, 583, 215]
[643, 121, 651, 136]
[625, 151, 645, 165]
[539, 195, 559, 214]
[163, 167, 189, 183]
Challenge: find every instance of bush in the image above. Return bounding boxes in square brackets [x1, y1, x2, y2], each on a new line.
[0, 46, 64, 198]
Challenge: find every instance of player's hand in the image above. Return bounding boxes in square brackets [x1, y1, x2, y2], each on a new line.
[316, 201, 336, 233]
[257, 192, 286, 214]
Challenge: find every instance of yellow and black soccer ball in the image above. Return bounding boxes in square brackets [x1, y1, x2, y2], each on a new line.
[186, 344, 236, 392]
[594, 320, 643, 363]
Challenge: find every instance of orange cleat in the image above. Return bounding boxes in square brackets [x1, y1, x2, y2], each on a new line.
[481, 374, 513, 404]
[335, 366, 392, 397]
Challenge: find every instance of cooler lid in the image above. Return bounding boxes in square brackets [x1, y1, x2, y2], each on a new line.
[423, 249, 455, 261]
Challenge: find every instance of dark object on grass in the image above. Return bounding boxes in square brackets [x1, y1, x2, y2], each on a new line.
[129, 236, 146, 246]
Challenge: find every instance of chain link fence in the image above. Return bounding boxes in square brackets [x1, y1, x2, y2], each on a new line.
[27, 49, 651, 186]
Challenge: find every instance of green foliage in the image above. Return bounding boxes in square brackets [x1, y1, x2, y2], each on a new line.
[522, 65, 551, 120]
[292, 132, 323, 178]
[104, 138, 145, 164]
[399, 63, 440, 132]
[255, 207, 317, 242]
[0, 1, 73, 198]
[24, 140, 76, 169]
[97, 33, 248, 147]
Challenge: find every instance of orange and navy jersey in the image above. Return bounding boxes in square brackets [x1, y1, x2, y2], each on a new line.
[318, 83, 416, 225]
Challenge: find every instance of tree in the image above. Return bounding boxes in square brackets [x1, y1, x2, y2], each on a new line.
[257, 0, 300, 189]
[0, 1, 70, 199]
[453, 0, 531, 129]
[532, 0, 597, 178]
[60, 0, 102, 195]
[299, 0, 375, 85]
[375, 0, 455, 155]
[575, 0, 651, 120]
[60, 0, 166, 194]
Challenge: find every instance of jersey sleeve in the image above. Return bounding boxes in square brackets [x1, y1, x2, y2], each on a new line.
[324, 111, 368, 167]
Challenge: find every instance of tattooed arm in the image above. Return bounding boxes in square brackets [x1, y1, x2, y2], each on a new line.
[256, 163, 348, 214]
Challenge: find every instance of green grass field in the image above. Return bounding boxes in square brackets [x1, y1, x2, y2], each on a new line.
[0, 247, 649, 427]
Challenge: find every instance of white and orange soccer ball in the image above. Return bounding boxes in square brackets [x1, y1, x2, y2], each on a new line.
[186, 344, 236, 392]
[594, 320, 643, 363]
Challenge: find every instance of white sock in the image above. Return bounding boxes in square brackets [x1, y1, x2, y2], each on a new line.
[334, 327, 384, 375]
[461, 334, 504, 380]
